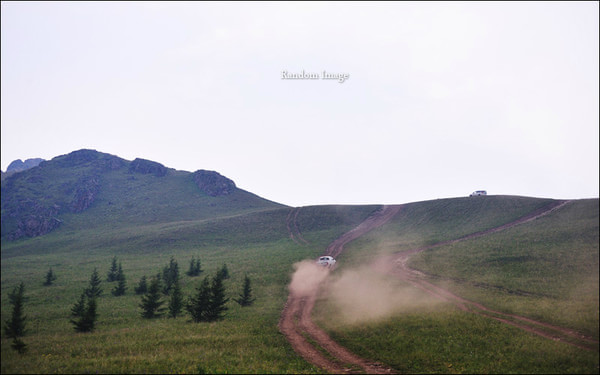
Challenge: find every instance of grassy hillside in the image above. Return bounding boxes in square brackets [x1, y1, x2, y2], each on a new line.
[314, 197, 599, 373]
[1, 149, 283, 241]
[2, 184, 598, 373]
[1, 200, 379, 373]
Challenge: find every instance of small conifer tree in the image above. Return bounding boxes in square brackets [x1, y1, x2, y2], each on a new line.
[134, 275, 148, 295]
[71, 292, 86, 318]
[168, 280, 184, 318]
[186, 256, 203, 276]
[70, 291, 98, 333]
[43, 267, 57, 286]
[216, 263, 230, 280]
[186, 276, 211, 322]
[187, 256, 196, 276]
[85, 268, 103, 298]
[4, 282, 27, 353]
[140, 276, 165, 319]
[84, 297, 98, 331]
[162, 256, 180, 295]
[206, 272, 229, 321]
[107, 256, 118, 282]
[111, 263, 127, 296]
[70, 294, 98, 333]
[234, 275, 255, 307]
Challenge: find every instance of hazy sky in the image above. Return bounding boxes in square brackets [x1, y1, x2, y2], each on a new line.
[2, 2, 598, 206]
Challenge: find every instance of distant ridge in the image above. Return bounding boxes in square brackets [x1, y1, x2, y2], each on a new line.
[1, 157, 45, 181]
[0, 149, 285, 241]
[6, 158, 45, 173]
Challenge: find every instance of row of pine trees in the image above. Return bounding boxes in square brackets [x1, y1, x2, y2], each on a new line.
[4, 256, 255, 353]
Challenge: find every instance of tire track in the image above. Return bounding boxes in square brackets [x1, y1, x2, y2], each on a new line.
[279, 205, 402, 374]
[384, 200, 598, 351]
[280, 199, 596, 374]
[286, 207, 310, 245]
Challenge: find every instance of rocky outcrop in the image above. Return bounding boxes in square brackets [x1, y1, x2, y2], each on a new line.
[71, 176, 100, 213]
[6, 158, 44, 173]
[2, 199, 62, 241]
[129, 158, 168, 177]
[93, 155, 125, 171]
[192, 170, 236, 197]
[51, 150, 126, 172]
[1, 149, 275, 242]
[58, 149, 100, 166]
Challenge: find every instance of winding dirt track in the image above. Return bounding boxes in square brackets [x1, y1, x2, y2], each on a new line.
[279, 200, 597, 373]
[280, 205, 402, 374]
[381, 200, 598, 351]
[286, 207, 309, 245]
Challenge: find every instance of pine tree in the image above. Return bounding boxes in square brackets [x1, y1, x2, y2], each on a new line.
[234, 275, 255, 307]
[216, 263, 230, 280]
[85, 268, 103, 298]
[168, 279, 184, 318]
[4, 282, 27, 353]
[162, 257, 180, 295]
[186, 276, 211, 322]
[206, 272, 229, 321]
[107, 256, 118, 282]
[83, 297, 98, 331]
[43, 267, 57, 286]
[140, 276, 165, 319]
[111, 263, 127, 296]
[186, 256, 203, 277]
[187, 257, 196, 276]
[71, 293, 98, 333]
[134, 275, 148, 295]
[71, 292, 86, 318]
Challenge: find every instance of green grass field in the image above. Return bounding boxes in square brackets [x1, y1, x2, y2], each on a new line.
[1, 203, 378, 374]
[313, 197, 599, 374]
[2, 195, 598, 373]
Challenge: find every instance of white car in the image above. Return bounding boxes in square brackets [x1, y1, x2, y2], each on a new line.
[316, 256, 336, 268]
[470, 190, 487, 197]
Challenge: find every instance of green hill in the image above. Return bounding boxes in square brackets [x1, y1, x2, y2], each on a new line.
[315, 197, 599, 373]
[1, 149, 283, 241]
[1, 150, 598, 373]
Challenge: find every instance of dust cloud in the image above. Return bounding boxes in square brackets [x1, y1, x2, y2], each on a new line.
[321, 261, 442, 325]
[326, 267, 436, 324]
[288, 257, 441, 325]
[288, 260, 331, 297]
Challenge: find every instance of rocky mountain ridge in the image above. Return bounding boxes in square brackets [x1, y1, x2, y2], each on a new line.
[1, 158, 46, 181]
[1, 149, 280, 241]
[6, 158, 45, 173]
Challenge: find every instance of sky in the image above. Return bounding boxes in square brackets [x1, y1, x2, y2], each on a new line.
[1, 1, 598, 207]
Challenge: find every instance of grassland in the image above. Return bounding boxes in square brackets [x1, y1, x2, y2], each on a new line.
[313, 197, 599, 373]
[1, 202, 378, 374]
[2, 193, 598, 373]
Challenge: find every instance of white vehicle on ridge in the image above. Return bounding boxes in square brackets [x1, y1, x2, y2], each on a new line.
[470, 190, 487, 197]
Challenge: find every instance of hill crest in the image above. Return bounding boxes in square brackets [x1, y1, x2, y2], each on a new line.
[1, 149, 284, 241]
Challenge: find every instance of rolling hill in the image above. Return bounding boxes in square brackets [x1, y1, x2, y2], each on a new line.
[1, 149, 598, 373]
[1, 149, 283, 241]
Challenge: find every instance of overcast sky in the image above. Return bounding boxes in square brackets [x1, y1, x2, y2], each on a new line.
[1, 2, 598, 207]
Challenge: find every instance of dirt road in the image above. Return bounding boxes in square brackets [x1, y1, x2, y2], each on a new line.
[279, 205, 401, 374]
[279, 200, 597, 373]
[382, 200, 598, 351]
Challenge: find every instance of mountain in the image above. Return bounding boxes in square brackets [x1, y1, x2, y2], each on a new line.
[1, 158, 45, 182]
[0, 149, 285, 241]
[1, 151, 597, 373]
[6, 158, 45, 173]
